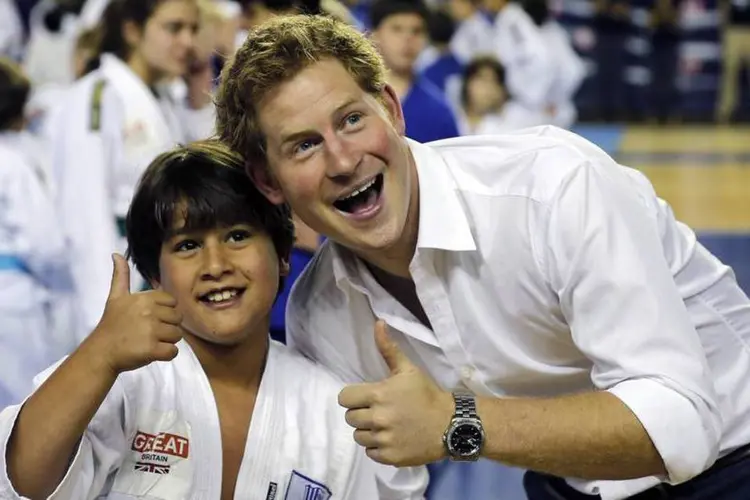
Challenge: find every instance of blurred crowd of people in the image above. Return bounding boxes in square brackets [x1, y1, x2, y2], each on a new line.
[0, 0, 749, 407]
[0, 0, 587, 408]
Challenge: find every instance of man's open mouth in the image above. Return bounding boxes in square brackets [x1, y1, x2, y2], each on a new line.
[333, 174, 384, 215]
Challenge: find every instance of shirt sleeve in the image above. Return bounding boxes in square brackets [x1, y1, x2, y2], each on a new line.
[542, 159, 722, 484]
[0, 362, 132, 500]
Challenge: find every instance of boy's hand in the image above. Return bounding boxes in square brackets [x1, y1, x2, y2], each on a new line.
[89, 254, 184, 375]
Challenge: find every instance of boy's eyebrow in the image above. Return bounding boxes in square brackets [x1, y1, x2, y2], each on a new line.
[163, 223, 254, 240]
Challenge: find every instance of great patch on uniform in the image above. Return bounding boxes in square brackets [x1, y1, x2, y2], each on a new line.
[283, 470, 331, 500]
[110, 410, 193, 498]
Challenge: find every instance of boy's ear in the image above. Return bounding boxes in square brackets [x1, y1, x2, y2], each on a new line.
[279, 258, 290, 277]
[247, 163, 285, 205]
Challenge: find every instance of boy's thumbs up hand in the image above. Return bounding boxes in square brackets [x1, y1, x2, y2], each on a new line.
[85, 254, 185, 377]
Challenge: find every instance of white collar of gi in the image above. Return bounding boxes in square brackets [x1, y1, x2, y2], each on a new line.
[330, 137, 476, 287]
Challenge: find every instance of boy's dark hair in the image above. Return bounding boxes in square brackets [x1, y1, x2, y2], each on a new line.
[460, 56, 506, 107]
[0, 58, 30, 131]
[369, 0, 429, 30]
[427, 10, 455, 45]
[125, 140, 295, 293]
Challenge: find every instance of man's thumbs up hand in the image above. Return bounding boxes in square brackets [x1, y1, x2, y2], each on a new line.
[374, 320, 417, 376]
[338, 320, 453, 466]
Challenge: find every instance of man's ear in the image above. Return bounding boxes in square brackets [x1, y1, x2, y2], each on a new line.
[247, 163, 286, 205]
[379, 84, 407, 136]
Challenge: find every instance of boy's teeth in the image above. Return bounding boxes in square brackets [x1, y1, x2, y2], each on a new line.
[206, 289, 238, 302]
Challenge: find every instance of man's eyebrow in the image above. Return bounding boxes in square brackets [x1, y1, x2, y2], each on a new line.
[278, 98, 361, 147]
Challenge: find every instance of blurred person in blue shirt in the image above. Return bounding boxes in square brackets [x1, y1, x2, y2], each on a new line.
[370, 0, 459, 142]
[420, 10, 464, 107]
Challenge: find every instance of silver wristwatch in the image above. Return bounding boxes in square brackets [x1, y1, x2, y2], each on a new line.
[442, 392, 485, 461]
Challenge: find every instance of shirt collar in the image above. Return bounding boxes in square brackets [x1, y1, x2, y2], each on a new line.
[331, 138, 476, 288]
[409, 138, 476, 252]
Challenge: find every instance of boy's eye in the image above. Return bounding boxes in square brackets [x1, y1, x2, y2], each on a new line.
[174, 239, 199, 252]
[227, 229, 251, 242]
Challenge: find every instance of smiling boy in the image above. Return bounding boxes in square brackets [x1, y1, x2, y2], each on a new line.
[0, 141, 378, 500]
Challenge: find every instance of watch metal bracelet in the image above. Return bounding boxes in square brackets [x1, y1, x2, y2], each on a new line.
[454, 392, 478, 419]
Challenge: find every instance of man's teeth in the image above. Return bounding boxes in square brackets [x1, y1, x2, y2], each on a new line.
[340, 178, 376, 201]
[205, 289, 238, 302]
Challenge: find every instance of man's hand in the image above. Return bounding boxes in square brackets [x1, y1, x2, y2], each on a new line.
[338, 320, 454, 466]
[86, 254, 185, 376]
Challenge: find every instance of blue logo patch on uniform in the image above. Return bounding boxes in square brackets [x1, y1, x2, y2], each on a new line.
[284, 470, 332, 500]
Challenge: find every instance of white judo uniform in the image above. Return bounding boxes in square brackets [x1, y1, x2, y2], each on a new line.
[0, 0, 24, 60]
[0, 132, 76, 408]
[22, 0, 80, 88]
[491, 3, 555, 114]
[0, 341, 380, 499]
[539, 21, 586, 129]
[449, 12, 495, 65]
[48, 53, 215, 339]
[457, 100, 548, 135]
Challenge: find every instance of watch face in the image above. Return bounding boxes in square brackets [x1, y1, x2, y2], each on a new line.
[449, 422, 483, 456]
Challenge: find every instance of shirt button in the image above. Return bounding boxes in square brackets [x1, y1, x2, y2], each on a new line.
[461, 366, 474, 380]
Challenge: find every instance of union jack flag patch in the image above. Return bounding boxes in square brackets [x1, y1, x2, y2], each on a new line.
[134, 462, 172, 474]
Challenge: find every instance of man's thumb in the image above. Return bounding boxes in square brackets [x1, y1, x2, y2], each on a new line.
[374, 320, 412, 374]
[109, 253, 131, 299]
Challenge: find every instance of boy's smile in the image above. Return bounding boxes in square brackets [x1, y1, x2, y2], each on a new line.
[197, 285, 246, 309]
[154, 219, 284, 346]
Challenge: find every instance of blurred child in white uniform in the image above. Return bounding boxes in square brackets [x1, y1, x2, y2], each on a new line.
[47, 0, 215, 339]
[0, 141, 379, 499]
[23, 0, 84, 90]
[0, 0, 24, 60]
[482, 0, 555, 115]
[0, 59, 76, 408]
[457, 56, 546, 135]
[522, 0, 586, 129]
[447, 0, 495, 64]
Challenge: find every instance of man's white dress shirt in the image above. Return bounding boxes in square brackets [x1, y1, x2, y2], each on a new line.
[286, 126, 750, 500]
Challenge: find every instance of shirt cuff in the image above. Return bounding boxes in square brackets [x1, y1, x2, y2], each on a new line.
[607, 378, 720, 484]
